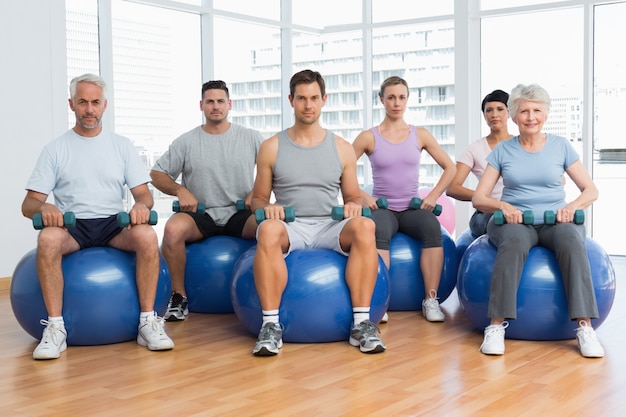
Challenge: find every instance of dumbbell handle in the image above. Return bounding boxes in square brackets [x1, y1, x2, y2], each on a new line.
[544, 209, 585, 225]
[255, 206, 296, 224]
[172, 200, 206, 214]
[117, 211, 158, 228]
[236, 199, 246, 212]
[494, 210, 534, 226]
[410, 197, 442, 216]
[331, 206, 372, 220]
[32, 212, 76, 230]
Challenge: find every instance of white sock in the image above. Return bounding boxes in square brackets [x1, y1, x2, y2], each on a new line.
[48, 316, 64, 327]
[262, 309, 279, 325]
[353, 307, 370, 325]
[140, 311, 155, 321]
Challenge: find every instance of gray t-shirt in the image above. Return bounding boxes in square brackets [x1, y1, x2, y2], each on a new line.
[152, 124, 262, 225]
[26, 129, 150, 218]
[273, 129, 343, 218]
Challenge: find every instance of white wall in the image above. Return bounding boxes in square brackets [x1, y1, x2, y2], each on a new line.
[0, 1, 68, 278]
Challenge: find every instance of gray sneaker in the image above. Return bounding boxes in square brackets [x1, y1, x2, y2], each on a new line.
[164, 292, 189, 321]
[253, 322, 284, 356]
[33, 319, 67, 360]
[137, 314, 174, 351]
[349, 320, 386, 353]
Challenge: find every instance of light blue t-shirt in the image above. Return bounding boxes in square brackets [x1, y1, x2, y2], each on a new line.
[26, 129, 150, 219]
[486, 133, 579, 224]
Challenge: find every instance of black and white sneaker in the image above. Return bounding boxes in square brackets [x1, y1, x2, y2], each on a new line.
[163, 292, 189, 321]
[253, 322, 284, 356]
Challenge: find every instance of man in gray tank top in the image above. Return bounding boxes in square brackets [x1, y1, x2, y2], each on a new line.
[151, 80, 262, 321]
[250, 69, 386, 356]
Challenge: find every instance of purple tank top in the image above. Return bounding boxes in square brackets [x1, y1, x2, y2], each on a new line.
[369, 125, 421, 211]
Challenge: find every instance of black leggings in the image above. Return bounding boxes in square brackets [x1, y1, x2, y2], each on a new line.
[371, 208, 442, 250]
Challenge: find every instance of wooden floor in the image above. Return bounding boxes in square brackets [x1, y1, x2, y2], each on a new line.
[1, 257, 624, 417]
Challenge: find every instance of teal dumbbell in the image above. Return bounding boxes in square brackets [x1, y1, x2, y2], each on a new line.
[494, 210, 534, 226]
[236, 199, 246, 212]
[331, 206, 372, 220]
[544, 209, 585, 225]
[117, 210, 158, 228]
[376, 197, 388, 209]
[172, 200, 206, 214]
[409, 197, 442, 216]
[255, 206, 296, 224]
[32, 211, 76, 230]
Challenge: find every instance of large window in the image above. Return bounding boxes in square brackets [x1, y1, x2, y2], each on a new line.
[213, 16, 281, 139]
[66, 0, 201, 228]
[290, 29, 365, 141]
[372, 21, 455, 188]
[64, 0, 626, 254]
[373, 0, 453, 21]
[592, 2, 626, 255]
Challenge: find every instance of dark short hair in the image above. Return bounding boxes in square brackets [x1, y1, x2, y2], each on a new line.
[202, 80, 229, 99]
[289, 69, 326, 98]
[481, 89, 509, 112]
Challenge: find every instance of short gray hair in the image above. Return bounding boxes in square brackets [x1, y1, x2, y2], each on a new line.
[508, 83, 550, 116]
[69, 73, 107, 100]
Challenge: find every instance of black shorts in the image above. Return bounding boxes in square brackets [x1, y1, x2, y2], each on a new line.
[67, 215, 122, 249]
[184, 210, 253, 239]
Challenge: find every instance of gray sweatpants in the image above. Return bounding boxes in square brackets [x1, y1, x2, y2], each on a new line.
[485, 219, 599, 320]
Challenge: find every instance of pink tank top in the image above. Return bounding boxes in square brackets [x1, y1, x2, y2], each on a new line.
[369, 125, 421, 211]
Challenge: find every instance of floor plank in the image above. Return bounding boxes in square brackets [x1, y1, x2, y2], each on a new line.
[1, 256, 624, 416]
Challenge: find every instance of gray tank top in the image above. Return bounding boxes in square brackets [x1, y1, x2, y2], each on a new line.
[273, 129, 343, 218]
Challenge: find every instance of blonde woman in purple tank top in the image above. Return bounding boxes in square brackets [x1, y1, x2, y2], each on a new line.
[352, 76, 456, 324]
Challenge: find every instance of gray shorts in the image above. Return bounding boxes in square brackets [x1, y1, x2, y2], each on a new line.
[258, 217, 351, 256]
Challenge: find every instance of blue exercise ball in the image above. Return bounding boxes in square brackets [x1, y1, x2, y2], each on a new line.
[231, 247, 390, 343]
[387, 228, 458, 311]
[457, 235, 616, 340]
[10, 247, 171, 346]
[455, 228, 478, 264]
[184, 236, 256, 313]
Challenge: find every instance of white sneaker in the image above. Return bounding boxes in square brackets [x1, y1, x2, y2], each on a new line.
[33, 319, 67, 360]
[137, 314, 174, 351]
[480, 321, 508, 355]
[576, 321, 604, 358]
[422, 290, 445, 322]
[380, 312, 389, 323]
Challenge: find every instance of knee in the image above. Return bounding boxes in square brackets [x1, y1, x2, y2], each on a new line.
[349, 216, 376, 235]
[497, 238, 529, 255]
[128, 225, 159, 253]
[554, 223, 585, 243]
[37, 228, 67, 253]
[421, 225, 442, 248]
[162, 217, 191, 245]
[349, 217, 377, 245]
[256, 220, 285, 246]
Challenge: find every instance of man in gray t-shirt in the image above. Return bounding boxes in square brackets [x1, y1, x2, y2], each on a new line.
[150, 80, 262, 321]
